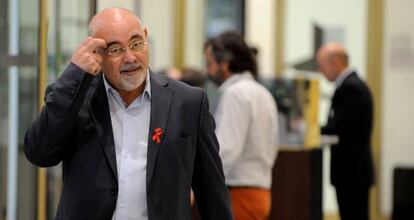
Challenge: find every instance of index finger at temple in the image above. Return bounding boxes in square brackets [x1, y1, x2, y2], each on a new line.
[88, 38, 107, 53]
[80, 36, 93, 46]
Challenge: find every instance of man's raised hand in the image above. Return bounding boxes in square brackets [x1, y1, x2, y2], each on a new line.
[71, 37, 106, 75]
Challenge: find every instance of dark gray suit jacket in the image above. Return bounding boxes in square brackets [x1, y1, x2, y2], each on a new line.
[25, 64, 233, 220]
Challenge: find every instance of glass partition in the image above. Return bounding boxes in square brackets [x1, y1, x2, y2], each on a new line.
[0, 0, 93, 219]
[0, 0, 39, 219]
[44, 0, 92, 218]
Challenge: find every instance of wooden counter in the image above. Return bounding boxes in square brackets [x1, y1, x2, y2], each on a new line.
[269, 148, 322, 220]
[192, 148, 323, 220]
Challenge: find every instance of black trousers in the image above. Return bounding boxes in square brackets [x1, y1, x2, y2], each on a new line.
[335, 185, 370, 220]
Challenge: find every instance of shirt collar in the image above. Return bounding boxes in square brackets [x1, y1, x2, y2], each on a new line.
[103, 69, 151, 108]
[219, 71, 254, 92]
[335, 67, 353, 88]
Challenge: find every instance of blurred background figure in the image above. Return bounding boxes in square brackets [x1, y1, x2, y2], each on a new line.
[158, 66, 206, 88]
[158, 67, 183, 80]
[180, 67, 206, 88]
[317, 43, 374, 220]
[204, 31, 279, 220]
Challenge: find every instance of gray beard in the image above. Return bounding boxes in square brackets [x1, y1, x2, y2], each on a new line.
[119, 71, 146, 91]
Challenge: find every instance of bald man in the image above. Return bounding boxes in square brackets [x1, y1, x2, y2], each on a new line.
[317, 43, 374, 220]
[25, 7, 233, 220]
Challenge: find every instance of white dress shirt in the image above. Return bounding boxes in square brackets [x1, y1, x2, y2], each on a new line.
[104, 72, 151, 220]
[335, 67, 353, 89]
[214, 72, 279, 189]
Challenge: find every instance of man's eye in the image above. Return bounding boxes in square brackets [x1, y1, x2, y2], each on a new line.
[109, 48, 122, 54]
[130, 42, 140, 49]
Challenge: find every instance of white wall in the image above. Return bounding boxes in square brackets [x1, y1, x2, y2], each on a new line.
[285, 0, 367, 78]
[140, 0, 175, 70]
[98, 0, 135, 11]
[183, 0, 205, 69]
[381, 0, 414, 215]
[244, 0, 276, 78]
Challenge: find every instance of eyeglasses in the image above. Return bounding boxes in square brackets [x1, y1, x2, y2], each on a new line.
[105, 40, 147, 57]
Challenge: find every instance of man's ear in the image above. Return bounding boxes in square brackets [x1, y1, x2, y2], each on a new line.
[144, 27, 148, 38]
[219, 62, 231, 78]
[220, 62, 230, 72]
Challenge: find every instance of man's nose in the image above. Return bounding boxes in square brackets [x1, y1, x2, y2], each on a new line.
[123, 48, 137, 63]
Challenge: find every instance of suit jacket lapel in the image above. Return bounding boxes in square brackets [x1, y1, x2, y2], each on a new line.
[85, 72, 172, 185]
[87, 75, 118, 180]
[146, 72, 172, 185]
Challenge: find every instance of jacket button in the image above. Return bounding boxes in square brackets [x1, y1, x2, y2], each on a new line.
[110, 188, 117, 196]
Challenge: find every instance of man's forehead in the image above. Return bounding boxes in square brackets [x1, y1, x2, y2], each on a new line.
[90, 8, 143, 35]
[106, 33, 144, 47]
[94, 17, 145, 40]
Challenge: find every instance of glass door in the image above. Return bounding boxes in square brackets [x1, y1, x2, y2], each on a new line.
[0, 0, 93, 219]
[43, 0, 92, 219]
[0, 0, 40, 219]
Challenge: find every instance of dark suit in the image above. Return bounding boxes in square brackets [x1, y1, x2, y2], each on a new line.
[25, 64, 233, 220]
[322, 72, 374, 220]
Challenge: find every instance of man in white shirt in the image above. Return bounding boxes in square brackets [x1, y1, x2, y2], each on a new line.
[204, 31, 279, 220]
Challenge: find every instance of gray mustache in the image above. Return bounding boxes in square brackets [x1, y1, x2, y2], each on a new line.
[120, 63, 140, 72]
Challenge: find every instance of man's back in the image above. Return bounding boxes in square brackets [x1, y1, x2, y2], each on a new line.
[323, 72, 374, 187]
[215, 72, 278, 189]
[317, 43, 373, 220]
